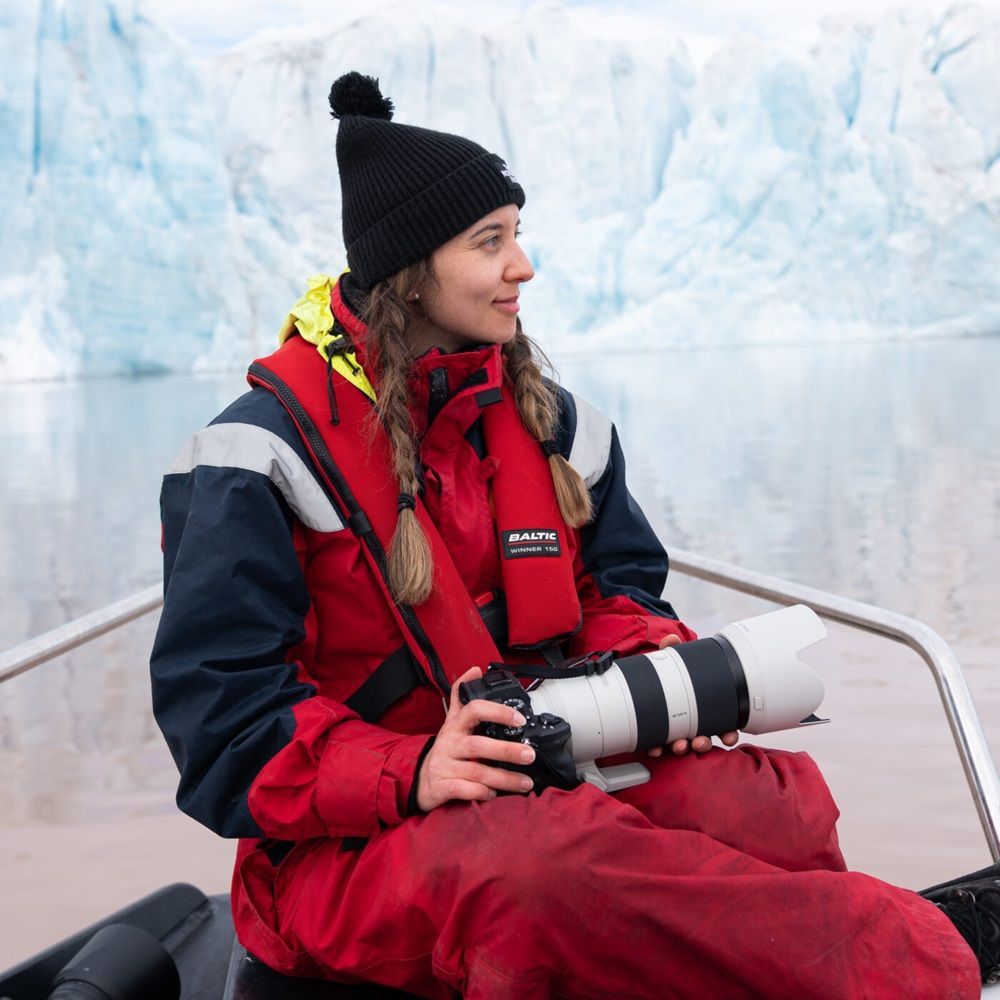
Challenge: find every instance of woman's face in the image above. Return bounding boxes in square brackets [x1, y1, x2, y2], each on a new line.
[414, 204, 534, 354]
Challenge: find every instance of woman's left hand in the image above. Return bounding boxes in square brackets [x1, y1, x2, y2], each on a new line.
[645, 633, 740, 758]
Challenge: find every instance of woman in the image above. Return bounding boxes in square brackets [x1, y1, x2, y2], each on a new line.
[151, 72, 993, 998]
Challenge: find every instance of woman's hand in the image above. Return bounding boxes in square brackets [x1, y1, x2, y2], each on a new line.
[645, 634, 740, 758]
[416, 666, 539, 813]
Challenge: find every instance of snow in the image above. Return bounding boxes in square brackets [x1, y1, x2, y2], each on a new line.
[0, 0, 998, 380]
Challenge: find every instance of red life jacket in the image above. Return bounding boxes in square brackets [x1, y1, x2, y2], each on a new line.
[247, 329, 582, 703]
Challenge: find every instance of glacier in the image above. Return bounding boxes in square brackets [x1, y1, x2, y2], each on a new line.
[0, 0, 253, 379]
[0, 0, 998, 380]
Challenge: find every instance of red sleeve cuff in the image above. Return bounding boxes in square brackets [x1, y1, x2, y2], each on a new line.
[378, 733, 436, 826]
[315, 741, 383, 837]
[313, 732, 434, 836]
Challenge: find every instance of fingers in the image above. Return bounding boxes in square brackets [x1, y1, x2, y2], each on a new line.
[457, 696, 527, 733]
[458, 760, 535, 795]
[670, 735, 726, 755]
[417, 740, 535, 811]
[419, 674, 538, 812]
[427, 777, 499, 804]
[451, 671, 528, 735]
[658, 634, 683, 649]
[721, 731, 740, 746]
[462, 734, 536, 766]
[428, 767, 534, 805]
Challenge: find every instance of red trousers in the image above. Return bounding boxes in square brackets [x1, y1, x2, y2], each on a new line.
[234, 745, 979, 999]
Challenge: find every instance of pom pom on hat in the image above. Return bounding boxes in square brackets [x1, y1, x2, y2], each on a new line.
[329, 72, 394, 121]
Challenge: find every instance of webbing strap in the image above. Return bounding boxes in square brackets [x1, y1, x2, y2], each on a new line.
[344, 647, 427, 723]
[477, 592, 509, 647]
[541, 645, 566, 669]
[344, 595, 511, 723]
[488, 651, 616, 680]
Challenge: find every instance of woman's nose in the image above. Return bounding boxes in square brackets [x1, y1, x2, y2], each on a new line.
[507, 242, 535, 283]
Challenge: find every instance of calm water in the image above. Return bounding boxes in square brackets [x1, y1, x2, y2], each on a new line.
[1, 336, 998, 827]
[563, 336, 1000, 646]
[5, 336, 995, 646]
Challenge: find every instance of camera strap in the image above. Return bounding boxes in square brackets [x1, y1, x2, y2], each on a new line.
[487, 650, 616, 680]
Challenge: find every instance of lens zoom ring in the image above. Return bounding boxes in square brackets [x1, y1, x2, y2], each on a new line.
[673, 637, 741, 737]
[616, 654, 670, 750]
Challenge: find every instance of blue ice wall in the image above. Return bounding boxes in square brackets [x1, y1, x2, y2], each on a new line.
[1, 1, 997, 379]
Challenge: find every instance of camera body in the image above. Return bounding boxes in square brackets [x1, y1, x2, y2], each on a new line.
[458, 668, 578, 791]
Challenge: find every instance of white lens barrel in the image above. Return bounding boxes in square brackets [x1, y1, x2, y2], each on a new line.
[528, 665, 638, 761]
[528, 605, 827, 761]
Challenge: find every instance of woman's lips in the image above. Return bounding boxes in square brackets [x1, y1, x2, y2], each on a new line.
[493, 297, 520, 315]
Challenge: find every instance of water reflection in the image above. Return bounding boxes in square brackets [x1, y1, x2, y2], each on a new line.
[1, 371, 248, 641]
[1, 372, 248, 826]
[559, 337, 1000, 644]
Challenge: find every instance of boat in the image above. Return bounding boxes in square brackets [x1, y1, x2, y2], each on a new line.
[1, 549, 997, 998]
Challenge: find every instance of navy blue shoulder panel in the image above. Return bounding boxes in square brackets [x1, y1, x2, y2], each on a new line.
[152, 407, 318, 838]
[578, 425, 680, 621]
[550, 383, 577, 460]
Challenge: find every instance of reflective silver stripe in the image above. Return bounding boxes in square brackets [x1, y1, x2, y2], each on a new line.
[568, 394, 613, 488]
[168, 422, 345, 533]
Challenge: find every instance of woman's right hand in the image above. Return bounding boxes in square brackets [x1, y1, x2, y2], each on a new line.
[416, 666, 538, 813]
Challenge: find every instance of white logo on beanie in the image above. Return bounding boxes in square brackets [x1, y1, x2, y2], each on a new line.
[499, 162, 518, 186]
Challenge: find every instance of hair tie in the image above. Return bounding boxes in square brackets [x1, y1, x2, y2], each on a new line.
[397, 492, 416, 513]
[541, 439, 560, 459]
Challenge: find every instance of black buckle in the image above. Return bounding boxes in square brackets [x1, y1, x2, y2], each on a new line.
[567, 650, 615, 676]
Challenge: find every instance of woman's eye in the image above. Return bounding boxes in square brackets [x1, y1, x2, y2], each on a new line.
[481, 229, 522, 249]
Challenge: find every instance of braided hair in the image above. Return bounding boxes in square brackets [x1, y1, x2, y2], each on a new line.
[362, 261, 592, 606]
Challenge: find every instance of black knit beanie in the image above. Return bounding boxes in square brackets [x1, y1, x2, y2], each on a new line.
[330, 72, 526, 291]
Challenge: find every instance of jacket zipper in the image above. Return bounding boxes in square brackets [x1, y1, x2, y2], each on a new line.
[248, 362, 450, 695]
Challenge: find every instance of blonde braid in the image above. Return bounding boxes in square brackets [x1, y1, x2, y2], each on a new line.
[503, 323, 594, 528]
[362, 260, 436, 605]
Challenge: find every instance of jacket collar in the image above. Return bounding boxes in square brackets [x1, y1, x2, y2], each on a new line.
[331, 273, 370, 353]
[408, 343, 504, 440]
[331, 273, 506, 440]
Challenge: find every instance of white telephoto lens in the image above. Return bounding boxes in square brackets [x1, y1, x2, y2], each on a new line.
[530, 605, 827, 761]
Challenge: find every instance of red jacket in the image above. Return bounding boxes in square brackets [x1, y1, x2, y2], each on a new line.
[151, 279, 693, 859]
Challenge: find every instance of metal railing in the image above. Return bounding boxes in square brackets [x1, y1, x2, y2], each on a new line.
[0, 584, 163, 685]
[2, 552, 997, 859]
[669, 548, 1000, 860]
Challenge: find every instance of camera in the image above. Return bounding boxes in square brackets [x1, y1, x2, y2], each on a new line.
[459, 605, 828, 793]
[458, 669, 579, 791]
